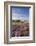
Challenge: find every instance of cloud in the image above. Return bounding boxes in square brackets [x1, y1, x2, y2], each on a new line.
[12, 13, 29, 20]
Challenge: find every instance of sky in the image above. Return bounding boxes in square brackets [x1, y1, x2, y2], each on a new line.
[11, 7, 29, 21]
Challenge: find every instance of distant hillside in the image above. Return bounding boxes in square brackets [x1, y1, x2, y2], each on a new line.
[12, 20, 29, 23]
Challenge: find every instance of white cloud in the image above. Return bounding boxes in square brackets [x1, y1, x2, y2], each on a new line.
[12, 13, 29, 20]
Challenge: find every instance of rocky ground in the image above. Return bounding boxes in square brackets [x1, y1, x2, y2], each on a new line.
[11, 22, 29, 37]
